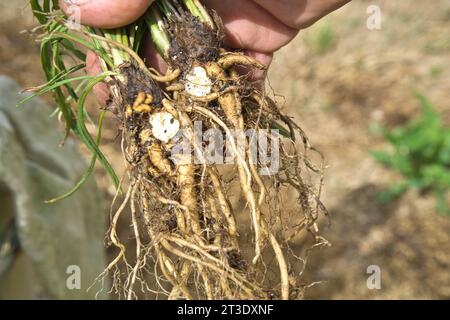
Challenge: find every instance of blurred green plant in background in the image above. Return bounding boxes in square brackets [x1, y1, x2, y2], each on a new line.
[304, 22, 336, 55]
[371, 94, 450, 215]
[315, 24, 336, 54]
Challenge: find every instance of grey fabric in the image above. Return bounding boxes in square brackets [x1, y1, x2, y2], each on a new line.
[0, 76, 108, 299]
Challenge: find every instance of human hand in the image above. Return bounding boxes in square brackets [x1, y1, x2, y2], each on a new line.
[60, 0, 350, 101]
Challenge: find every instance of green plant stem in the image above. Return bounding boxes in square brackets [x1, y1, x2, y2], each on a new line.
[182, 0, 215, 29]
[145, 5, 171, 60]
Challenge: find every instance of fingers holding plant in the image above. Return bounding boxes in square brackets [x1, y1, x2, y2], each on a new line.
[59, 0, 156, 28]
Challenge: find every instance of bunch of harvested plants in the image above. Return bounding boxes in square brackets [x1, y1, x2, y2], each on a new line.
[25, 0, 328, 299]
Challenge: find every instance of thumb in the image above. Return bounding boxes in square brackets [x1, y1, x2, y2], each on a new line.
[60, 0, 155, 28]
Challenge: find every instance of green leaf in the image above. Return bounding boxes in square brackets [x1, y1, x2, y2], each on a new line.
[376, 182, 409, 204]
[61, 39, 87, 61]
[435, 190, 450, 216]
[371, 150, 394, 166]
[30, 0, 48, 24]
[75, 76, 120, 189]
[422, 165, 450, 189]
[46, 111, 106, 203]
[372, 93, 450, 215]
[17, 74, 106, 107]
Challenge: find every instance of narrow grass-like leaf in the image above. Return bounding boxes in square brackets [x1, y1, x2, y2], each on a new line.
[17, 74, 112, 106]
[50, 32, 115, 67]
[39, 38, 76, 135]
[45, 111, 106, 203]
[76, 76, 120, 188]
[26, 63, 84, 93]
[268, 119, 292, 138]
[30, 0, 48, 24]
[132, 19, 146, 52]
[61, 39, 87, 61]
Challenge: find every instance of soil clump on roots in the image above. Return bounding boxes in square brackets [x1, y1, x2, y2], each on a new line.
[101, 5, 328, 300]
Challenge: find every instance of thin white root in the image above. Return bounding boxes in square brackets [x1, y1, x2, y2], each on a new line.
[268, 231, 289, 300]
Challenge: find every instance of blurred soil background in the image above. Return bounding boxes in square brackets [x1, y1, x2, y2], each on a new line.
[1, 0, 449, 299]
